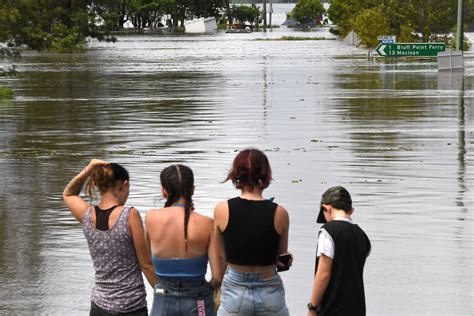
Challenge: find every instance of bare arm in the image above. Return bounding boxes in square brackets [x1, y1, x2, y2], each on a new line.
[208, 220, 224, 289]
[63, 159, 108, 222]
[307, 254, 332, 316]
[275, 205, 289, 254]
[129, 208, 157, 287]
[144, 212, 153, 257]
[213, 202, 228, 284]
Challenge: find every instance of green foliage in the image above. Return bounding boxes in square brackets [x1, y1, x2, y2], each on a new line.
[0, 0, 227, 49]
[226, 4, 261, 26]
[0, 0, 98, 51]
[328, 0, 379, 36]
[328, 0, 472, 46]
[289, 0, 325, 25]
[0, 86, 13, 99]
[352, 5, 391, 47]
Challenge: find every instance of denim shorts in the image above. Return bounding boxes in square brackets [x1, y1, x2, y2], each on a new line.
[151, 276, 215, 316]
[217, 267, 289, 316]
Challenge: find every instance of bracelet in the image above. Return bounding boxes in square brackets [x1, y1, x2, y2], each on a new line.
[307, 303, 318, 311]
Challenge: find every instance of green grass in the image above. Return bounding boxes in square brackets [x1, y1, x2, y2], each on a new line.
[0, 86, 13, 99]
[256, 36, 336, 41]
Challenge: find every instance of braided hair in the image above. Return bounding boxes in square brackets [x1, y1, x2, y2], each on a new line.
[160, 164, 194, 251]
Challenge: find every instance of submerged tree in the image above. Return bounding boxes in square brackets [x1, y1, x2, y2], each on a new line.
[0, 0, 103, 51]
[289, 0, 325, 26]
[226, 4, 262, 27]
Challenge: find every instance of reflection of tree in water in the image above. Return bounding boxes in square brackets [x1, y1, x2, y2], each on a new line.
[0, 50, 225, 312]
[333, 67, 442, 159]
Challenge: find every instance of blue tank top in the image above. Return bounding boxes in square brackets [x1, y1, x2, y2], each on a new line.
[153, 255, 208, 279]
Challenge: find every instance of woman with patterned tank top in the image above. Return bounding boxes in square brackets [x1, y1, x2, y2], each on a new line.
[214, 148, 292, 316]
[63, 159, 156, 316]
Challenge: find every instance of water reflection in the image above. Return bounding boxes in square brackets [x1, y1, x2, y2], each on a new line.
[0, 30, 473, 315]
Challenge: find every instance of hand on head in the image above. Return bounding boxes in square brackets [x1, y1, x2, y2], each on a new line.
[85, 159, 110, 173]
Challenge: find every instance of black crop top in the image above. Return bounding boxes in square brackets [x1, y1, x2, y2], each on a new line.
[222, 197, 280, 266]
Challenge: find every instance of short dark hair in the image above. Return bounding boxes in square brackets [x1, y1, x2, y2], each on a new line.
[225, 148, 272, 191]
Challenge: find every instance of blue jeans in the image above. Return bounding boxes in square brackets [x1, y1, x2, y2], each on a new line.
[151, 277, 215, 316]
[217, 267, 289, 316]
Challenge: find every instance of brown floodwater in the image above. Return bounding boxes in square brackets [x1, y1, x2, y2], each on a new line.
[0, 15, 473, 315]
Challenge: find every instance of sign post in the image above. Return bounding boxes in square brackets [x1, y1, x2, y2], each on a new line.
[456, 0, 464, 50]
[376, 43, 446, 57]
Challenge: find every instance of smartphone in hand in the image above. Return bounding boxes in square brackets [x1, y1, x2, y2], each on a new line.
[277, 252, 292, 272]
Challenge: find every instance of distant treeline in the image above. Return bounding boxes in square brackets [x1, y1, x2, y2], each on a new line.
[328, 0, 473, 48]
[230, 0, 330, 3]
[230, 0, 299, 3]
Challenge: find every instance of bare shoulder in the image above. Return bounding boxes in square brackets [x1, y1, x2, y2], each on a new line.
[214, 200, 228, 216]
[197, 213, 215, 236]
[145, 207, 165, 216]
[276, 204, 289, 217]
[193, 211, 214, 224]
[274, 204, 289, 231]
[144, 207, 167, 223]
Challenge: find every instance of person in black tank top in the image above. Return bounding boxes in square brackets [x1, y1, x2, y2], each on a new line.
[214, 148, 291, 316]
[307, 186, 371, 316]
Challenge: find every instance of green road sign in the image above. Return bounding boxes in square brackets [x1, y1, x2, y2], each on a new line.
[376, 43, 446, 57]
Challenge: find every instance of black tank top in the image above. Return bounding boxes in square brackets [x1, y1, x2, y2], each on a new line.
[223, 197, 280, 266]
[95, 205, 119, 231]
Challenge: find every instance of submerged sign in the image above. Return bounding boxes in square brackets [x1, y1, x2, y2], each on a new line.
[376, 43, 446, 57]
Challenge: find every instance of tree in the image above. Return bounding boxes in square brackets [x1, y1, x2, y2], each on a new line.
[290, 0, 325, 26]
[327, 0, 469, 42]
[0, 0, 99, 51]
[328, 0, 378, 35]
[226, 4, 261, 27]
[352, 5, 391, 47]
[92, 0, 131, 31]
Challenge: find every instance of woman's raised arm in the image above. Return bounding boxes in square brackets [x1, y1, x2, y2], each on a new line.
[63, 159, 109, 222]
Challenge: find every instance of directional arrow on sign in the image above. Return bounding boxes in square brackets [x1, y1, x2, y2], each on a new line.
[376, 44, 387, 56]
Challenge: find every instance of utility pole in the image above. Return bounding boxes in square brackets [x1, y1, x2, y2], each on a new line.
[456, 0, 464, 51]
[269, 0, 273, 28]
[263, 0, 267, 29]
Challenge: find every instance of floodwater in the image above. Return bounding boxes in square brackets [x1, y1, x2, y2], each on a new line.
[1, 5, 473, 315]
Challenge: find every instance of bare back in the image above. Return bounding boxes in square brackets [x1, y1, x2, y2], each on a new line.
[146, 206, 213, 258]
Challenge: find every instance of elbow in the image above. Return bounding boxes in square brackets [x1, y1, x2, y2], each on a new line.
[316, 270, 331, 284]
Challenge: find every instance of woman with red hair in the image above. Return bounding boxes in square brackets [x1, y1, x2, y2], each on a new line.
[214, 148, 291, 316]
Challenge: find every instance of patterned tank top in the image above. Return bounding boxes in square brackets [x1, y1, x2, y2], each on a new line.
[83, 206, 147, 313]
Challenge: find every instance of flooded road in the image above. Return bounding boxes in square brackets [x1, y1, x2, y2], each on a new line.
[0, 9, 473, 314]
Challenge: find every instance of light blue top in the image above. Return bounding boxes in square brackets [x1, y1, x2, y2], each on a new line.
[153, 255, 208, 279]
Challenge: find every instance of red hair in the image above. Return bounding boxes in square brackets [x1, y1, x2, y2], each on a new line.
[225, 148, 272, 191]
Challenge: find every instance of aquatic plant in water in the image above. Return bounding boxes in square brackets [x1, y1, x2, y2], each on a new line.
[0, 86, 13, 99]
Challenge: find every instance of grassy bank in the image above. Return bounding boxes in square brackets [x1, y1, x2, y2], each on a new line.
[0, 86, 13, 99]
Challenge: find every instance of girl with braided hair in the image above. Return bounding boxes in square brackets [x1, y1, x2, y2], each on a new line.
[146, 164, 223, 316]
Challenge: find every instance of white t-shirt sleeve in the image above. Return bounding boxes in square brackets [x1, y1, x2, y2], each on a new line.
[317, 228, 335, 259]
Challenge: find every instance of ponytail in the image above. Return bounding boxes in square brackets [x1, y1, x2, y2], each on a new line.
[86, 163, 129, 197]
